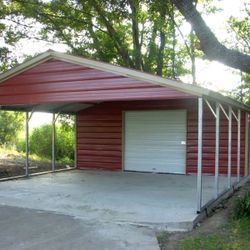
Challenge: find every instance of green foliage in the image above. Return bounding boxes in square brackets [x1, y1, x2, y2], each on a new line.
[58, 114, 75, 132]
[227, 4, 250, 105]
[230, 73, 250, 105]
[179, 218, 250, 250]
[0, 111, 24, 146]
[17, 123, 75, 161]
[233, 191, 250, 219]
[179, 234, 225, 250]
[3, 0, 204, 79]
[29, 124, 52, 159]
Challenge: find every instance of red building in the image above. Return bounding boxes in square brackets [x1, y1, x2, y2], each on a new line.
[0, 50, 249, 212]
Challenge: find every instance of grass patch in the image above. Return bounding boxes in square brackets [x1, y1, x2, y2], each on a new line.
[179, 234, 225, 250]
[233, 191, 250, 219]
[179, 217, 250, 250]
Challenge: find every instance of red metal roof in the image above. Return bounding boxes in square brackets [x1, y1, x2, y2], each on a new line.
[0, 50, 249, 112]
[0, 59, 194, 107]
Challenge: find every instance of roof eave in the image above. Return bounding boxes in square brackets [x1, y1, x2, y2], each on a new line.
[0, 50, 249, 112]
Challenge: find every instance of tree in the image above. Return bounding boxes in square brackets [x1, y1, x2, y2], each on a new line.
[0, 0, 20, 72]
[226, 5, 250, 104]
[0, 111, 24, 146]
[2, 0, 249, 77]
[5, 0, 193, 78]
[172, 0, 250, 73]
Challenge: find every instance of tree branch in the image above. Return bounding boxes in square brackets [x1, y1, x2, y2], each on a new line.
[173, 0, 250, 73]
[128, 0, 142, 70]
[92, 0, 134, 68]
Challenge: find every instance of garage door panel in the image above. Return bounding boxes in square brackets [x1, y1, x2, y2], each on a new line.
[124, 110, 186, 174]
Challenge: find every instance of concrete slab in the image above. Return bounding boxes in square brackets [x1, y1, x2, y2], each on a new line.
[0, 205, 158, 250]
[0, 170, 232, 231]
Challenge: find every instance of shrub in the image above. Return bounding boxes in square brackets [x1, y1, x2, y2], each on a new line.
[233, 191, 250, 219]
[0, 111, 24, 146]
[16, 124, 75, 161]
[30, 124, 52, 158]
[16, 138, 26, 152]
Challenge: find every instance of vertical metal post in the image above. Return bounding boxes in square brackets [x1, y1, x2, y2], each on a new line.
[214, 102, 220, 198]
[74, 115, 77, 168]
[244, 113, 249, 176]
[227, 106, 232, 188]
[237, 109, 241, 182]
[52, 113, 56, 172]
[197, 97, 203, 212]
[25, 112, 29, 176]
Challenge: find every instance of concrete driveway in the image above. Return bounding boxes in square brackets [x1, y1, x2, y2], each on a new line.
[0, 205, 157, 250]
[0, 170, 230, 249]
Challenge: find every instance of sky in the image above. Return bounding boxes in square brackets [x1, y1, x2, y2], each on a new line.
[2, 0, 248, 127]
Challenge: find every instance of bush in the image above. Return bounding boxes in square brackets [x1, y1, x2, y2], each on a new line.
[234, 191, 250, 219]
[0, 111, 24, 146]
[17, 124, 74, 161]
[16, 138, 26, 152]
[29, 124, 51, 158]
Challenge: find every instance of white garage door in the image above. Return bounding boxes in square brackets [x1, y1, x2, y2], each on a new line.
[124, 110, 186, 174]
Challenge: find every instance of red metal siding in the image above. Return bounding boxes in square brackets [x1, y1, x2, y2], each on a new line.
[0, 59, 193, 105]
[77, 99, 246, 175]
[77, 105, 123, 170]
[187, 105, 246, 176]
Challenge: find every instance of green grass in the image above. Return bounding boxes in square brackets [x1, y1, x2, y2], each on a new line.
[179, 218, 250, 250]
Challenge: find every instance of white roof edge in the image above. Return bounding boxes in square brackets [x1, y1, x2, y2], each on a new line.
[0, 50, 249, 112]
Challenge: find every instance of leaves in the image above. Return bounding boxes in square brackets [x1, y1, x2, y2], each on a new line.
[1, 0, 198, 78]
[0, 111, 24, 146]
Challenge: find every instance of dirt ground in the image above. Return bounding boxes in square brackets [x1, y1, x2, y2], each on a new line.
[157, 180, 250, 250]
[0, 150, 73, 178]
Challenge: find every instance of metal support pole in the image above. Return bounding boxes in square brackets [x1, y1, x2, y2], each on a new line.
[214, 102, 220, 198]
[25, 112, 29, 176]
[52, 113, 56, 172]
[197, 97, 203, 212]
[237, 109, 241, 182]
[74, 115, 77, 168]
[227, 106, 232, 188]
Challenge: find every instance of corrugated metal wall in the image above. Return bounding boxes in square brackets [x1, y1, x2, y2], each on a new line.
[188, 104, 246, 176]
[0, 59, 193, 105]
[77, 99, 246, 176]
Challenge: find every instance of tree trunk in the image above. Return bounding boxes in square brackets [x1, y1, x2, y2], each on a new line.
[128, 0, 142, 70]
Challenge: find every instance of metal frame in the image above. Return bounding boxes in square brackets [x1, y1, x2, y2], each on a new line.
[197, 98, 203, 212]
[204, 99, 220, 199]
[231, 109, 241, 182]
[237, 110, 241, 182]
[74, 114, 77, 168]
[214, 102, 220, 198]
[197, 100, 246, 214]
[52, 113, 60, 172]
[220, 105, 232, 188]
[25, 111, 34, 176]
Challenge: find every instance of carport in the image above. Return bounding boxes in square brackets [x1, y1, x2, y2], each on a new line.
[0, 50, 250, 229]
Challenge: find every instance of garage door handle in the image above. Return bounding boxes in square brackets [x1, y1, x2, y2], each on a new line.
[181, 141, 186, 145]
